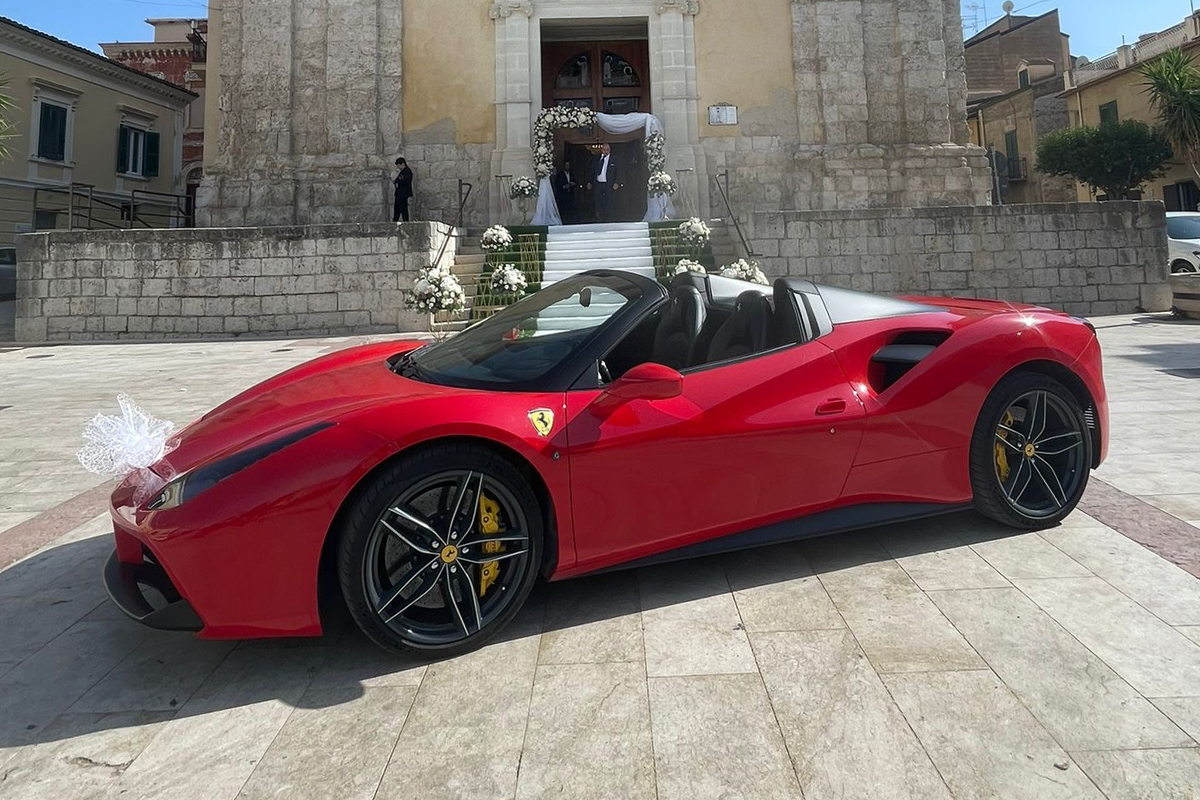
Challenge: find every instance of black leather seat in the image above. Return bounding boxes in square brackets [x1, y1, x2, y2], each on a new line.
[707, 290, 774, 362]
[652, 284, 707, 369]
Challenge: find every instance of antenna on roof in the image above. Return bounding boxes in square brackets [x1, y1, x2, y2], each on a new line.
[1002, 1, 1015, 14]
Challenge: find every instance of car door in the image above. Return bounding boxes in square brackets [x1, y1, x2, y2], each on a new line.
[562, 341, 865, 573]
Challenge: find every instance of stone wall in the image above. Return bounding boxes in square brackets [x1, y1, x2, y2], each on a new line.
[15, 223, 452, 342]
[745, 202, 1170, 316]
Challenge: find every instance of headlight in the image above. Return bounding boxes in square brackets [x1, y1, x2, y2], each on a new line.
[146, 422, 333, 510]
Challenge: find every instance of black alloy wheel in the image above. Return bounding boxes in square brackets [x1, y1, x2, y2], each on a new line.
[971, 372, 1092, 529]
[339, 445, 542, 656]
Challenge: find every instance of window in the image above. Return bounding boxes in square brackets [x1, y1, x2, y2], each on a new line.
[1167, 215, 1200, 241]
[1018, 69, 1030, 88]
[37, 103, 67, 161]
[1099, 101, 1119, 127]
[1004, 130, 1020, 161]
[117, 125, 160, 178]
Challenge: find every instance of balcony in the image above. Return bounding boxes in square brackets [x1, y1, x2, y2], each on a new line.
[1007, 158, 1028, 182]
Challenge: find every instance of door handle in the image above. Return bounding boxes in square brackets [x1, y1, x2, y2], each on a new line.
[816, 399, 847, 416]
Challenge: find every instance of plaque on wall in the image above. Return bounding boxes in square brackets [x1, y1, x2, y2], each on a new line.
[708, 104, 738, 126]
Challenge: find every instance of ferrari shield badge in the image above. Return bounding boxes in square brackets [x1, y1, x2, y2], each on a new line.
[528, 408, 555, 437]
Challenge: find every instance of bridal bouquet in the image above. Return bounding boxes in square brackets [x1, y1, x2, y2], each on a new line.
[490, 264, 528, 298]
[481, 224, 514, 253]
[509, 176, 539, 200]
[720, 259, 769, 285]
[648, 172, 677, 198]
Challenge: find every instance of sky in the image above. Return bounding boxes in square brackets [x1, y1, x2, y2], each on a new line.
[0, 0, 1194, 61]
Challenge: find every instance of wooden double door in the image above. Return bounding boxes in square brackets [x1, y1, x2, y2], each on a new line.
[543, 41, 651, 223]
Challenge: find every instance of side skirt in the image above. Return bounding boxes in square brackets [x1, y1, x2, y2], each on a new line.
[582, 501, 972, 576]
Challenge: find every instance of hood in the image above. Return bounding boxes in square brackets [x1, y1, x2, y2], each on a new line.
[156, 341, 439, 476]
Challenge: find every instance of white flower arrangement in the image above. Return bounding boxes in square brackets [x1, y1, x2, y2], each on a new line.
[648, 171, 677, 198]
[674, 259, 707, 276]
[645, 132, 666, 174]
[509, 176, 539, 200]
[678, 217, 711, 250]
[533, 106, 598, 177]
[720, 259, 769, 285]
[481, 224, 514, 253]
[407, 263, 466, 314]
[490, 264, 528, 297]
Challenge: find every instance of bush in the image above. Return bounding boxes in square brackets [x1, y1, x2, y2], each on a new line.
[1036, 121, 1172, 200]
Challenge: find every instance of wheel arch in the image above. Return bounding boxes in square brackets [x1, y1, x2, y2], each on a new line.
[996, 359, 1102, 468]
[316, 435, 559, 628]
[1171, 259, 1198, 274]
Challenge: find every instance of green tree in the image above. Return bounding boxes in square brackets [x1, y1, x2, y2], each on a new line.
[1141, 47, 1200, 184]
[1035, 121, 1171, 200]
[0, 75, 14, 162]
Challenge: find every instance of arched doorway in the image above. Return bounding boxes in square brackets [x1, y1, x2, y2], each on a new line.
[541, 41, 650, 223]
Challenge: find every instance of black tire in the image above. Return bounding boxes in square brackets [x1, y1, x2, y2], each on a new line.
[970, 371, 1093, 530]
[1172, 261, 1198, 275]
[337, 443, 543, 657]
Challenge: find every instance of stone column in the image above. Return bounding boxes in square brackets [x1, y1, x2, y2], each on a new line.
[490, 1, 537, 224]
[655, 1, 707, 219]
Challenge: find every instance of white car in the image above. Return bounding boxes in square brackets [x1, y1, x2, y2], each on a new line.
[1167, 212, 1200, 274]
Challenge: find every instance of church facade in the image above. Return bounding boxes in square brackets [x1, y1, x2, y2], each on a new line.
[198, 0, 991, 228]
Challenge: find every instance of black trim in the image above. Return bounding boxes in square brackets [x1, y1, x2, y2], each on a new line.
[103, 550, 203, 632]
[1173, 292, 1200, 302]
[588, 502, 971, 574]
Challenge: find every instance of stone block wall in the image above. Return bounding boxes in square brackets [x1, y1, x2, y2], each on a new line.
[15, 223, 453, 342]
[744, 202, 1170, 316]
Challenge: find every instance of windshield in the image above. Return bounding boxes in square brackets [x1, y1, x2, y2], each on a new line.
[1168, 216, 1200, 241]
[407, 273, 646, 390]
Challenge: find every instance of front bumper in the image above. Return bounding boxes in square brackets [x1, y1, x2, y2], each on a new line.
[103, 548, 204, 632]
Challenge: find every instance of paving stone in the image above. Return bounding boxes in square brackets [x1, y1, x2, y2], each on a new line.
[929, 587, 1191, 750]
[1015, 577, 1200, 698]
[0, 711, 173, 800]
[306, 630, 427, 689]
[1143, 493, 1200, 521]
[648, 674, 802, 800]
[377, 633, 539, 800]
[539, 572, 644, 665]
[516, 663, 654, 800]
[884, 670, 1105, 800]
[1073, 748, 1200, 800]
[1042, 524, 1200, 625]
[753, 630, 951, 800]
[804, 534, 985, 673]
[723, 541, 844, 633]
[876, 521, 1011, 591]
[954, 522, 1093, 580]
[1151, 697, 1200, 745]
[236, 685, 416, 800]
[638, 560, 756, 677]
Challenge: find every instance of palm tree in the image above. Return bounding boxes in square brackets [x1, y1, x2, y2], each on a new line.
[1142, 48, 1200, 184]
[0, 75, 15, 163]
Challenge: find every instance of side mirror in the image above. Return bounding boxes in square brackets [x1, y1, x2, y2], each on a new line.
[604, 362, 683, 401]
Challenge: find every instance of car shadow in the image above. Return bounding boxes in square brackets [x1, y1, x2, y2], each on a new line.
[0, 508, 1035, 751]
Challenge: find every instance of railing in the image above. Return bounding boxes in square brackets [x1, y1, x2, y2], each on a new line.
[1071, 15, 1200, 88]
[23, 182, 194, 233]
[431, 179, 473, 272]
[1137, 21, 1190, 61]
[714, 170, 758, 258]
[1007, 158, 1028, 182]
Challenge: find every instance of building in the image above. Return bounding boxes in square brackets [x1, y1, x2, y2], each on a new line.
[964, 11, 1076, 204]
[101, 18, 208, 210]
[198, 0, 992, 228]
[1063, 12, 1200, 209]
[0, 17, 195, 246]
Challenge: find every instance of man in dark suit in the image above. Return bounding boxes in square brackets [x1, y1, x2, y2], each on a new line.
[553, 161, 577, 223]
[393, 157, 414, 222]
[589, 143, 619, 222]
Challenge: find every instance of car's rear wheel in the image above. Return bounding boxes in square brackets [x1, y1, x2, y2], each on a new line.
[970, 372, 1092, 529]
[338, 444, 543, 657]
[1172, 260, 1198, 274]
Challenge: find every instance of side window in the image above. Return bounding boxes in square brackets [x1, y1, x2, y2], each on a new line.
[117, 124, 161, 178]
[1099, 101, 1119, 127]
[37, 103, 68, 161]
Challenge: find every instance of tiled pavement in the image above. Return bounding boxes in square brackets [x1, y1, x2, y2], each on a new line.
[1, 314, 1199, 799]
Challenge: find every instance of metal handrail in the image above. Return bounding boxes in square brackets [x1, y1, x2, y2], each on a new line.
[29, 182, 193, 231]
[715, 171, 758, 258]
[431, 179, 473, 270]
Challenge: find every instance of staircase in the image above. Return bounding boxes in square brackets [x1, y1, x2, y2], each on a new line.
[542, 222, 655, 286]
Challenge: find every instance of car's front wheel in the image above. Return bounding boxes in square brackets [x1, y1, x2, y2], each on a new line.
[1172, 260, 1199, 274]
[970, 372, 1093, 529]
[338, 444, 543, 657]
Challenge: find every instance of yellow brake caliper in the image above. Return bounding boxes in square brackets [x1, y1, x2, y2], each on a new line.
[995, 410, 1015, 482]
[477, 493, 504, 597]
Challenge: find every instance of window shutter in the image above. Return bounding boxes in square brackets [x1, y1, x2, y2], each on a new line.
[144, 132, 161, 178]
[38, 104, 67, 161]
[117, 125, 130, 173]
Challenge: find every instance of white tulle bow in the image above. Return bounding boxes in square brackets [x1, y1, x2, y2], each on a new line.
[78, 394, 176, 477]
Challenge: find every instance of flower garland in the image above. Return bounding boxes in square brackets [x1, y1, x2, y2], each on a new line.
[674, 259, 707, 276]
[678, 217, 711, 250]
[720, 259, 769, 285]
[490, 264, 528, 298]
[406, 263, 466, 314]
[533, 106, 598, 177]
[648, 172, 677, 198]
[481, 224, 514, 253]
[645, 131, 666, 174]
[509, 176, 539, 200]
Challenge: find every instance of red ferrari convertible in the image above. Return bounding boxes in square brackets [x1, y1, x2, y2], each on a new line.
[105, 270, 1107, 655]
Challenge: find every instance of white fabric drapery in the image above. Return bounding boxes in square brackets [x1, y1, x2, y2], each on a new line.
[532, 112, 678, 226]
